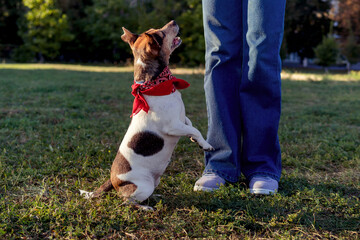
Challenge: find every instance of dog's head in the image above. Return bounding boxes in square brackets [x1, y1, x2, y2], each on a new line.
[121, 20, 181, 82]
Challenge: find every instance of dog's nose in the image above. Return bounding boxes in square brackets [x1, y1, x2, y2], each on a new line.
[170, 20, 177, 26]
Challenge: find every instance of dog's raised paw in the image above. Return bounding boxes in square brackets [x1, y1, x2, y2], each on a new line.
[79, 190, 94, 199]
[202, 143, 215, 152]
[204, 146, 215, 152]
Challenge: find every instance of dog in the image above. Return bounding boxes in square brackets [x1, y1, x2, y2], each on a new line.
[80, 20, 214, 210]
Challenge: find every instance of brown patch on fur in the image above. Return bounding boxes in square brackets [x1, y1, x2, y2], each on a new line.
[110, 177, 137, 198]
[91, 179, 114, 198]
[117, 181, 138, 197]
[134, 33, 161, 56]
[109, 152, 137, 197]
[111, 151, 132, 175]
[127, 131, 164, 156]
[133, 58, 162, 83]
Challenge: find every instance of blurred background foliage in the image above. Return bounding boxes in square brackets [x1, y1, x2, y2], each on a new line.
[0, 0, 359, 66]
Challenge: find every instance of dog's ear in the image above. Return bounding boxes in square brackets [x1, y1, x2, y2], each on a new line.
[121, 27, 138, 46]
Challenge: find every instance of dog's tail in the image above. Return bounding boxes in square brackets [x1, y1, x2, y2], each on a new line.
[80, 179, 114, 199]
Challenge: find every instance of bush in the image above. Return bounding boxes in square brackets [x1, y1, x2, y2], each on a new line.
[82, 0, 138, 62]
[11, 45, 35, 62]
[178, 0, 205, 66]
[314, 35, 339, 71]
[8, 0, 209, 65]
[82, 0, 187, 63]
[19, 0, 74, 61]
[342, 32, 360, 65]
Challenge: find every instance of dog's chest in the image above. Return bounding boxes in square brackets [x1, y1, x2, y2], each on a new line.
[145, 90, 185, 121]
[119, 91, 185, 169]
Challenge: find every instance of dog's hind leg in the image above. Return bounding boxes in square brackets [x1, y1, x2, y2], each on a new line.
[121, 198, 154, 211]
[115, 181, 155, 211]
[80, 179, 114, 199]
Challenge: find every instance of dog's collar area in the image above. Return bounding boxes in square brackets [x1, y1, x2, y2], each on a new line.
[134, 67, 177, 95]
[134, 66, 175, 90]
[130, 67, 190, 117]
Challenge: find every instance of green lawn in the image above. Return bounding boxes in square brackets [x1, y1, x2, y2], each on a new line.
[0, 64, 359, 239]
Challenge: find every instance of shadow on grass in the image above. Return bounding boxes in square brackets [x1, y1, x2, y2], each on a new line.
[152, 174, 360, 233]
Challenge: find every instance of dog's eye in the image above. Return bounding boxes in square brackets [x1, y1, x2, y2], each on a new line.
[153, 33, 164, 46]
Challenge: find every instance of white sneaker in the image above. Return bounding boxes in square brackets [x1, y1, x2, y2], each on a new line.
[193, 173, 226, 192]
[249, 176, 278, 195]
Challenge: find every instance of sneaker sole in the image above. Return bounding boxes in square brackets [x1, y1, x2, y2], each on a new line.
[250, 188, 277, 195]
[193, 185, 219, 192]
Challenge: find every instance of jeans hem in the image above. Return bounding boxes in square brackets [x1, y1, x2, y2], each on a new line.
[203, 169, 239, 183]
[246, 172, 281, 182]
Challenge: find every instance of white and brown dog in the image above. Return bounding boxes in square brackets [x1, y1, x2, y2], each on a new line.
[80, 21, 213, 210]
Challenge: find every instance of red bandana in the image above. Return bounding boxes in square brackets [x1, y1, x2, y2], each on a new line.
[131, 66, 190, 117]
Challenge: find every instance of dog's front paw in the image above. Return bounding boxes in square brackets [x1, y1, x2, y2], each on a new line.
[200, 142, 215, 152]
[79, 190, 94, 199]
[203, 145, 215, 152]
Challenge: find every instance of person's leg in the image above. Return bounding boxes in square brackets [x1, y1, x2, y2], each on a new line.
[200, 0, 243, 183]
[240, 0, 286, 183]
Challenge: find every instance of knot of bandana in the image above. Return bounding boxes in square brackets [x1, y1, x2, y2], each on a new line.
[131, 66, 190, 117]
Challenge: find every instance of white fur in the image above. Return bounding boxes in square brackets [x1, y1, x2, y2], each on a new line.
[136, 58, 146, 67]
[117, 90, 213, 202]
[80, 82, 213, 208]
[79, 190, 93, 199]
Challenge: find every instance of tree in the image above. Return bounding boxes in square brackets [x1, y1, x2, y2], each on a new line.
[0, 0, 23, 45]
[134, 0, 185, 33]
[334, 0, 360, 39]
[342, 32, 360, 72]
[19, 0, 73, 61]
[83, 0, 138, 62]
[178, 0, 205, 66]
[0, 0, 24, 59]
[284, 0, 332, 61]
[56, 0, 93, 62]
[314, 35, 339, 72]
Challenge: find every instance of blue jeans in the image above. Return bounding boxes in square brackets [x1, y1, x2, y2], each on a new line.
[203, 0, 286, 182]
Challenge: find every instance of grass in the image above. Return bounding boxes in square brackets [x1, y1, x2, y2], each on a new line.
[0, 64, 359, 239]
